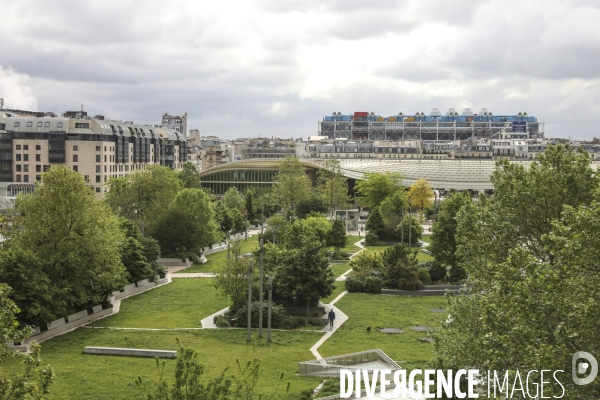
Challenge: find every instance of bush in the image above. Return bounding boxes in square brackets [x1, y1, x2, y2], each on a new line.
[213, 314, 230, 328]
[449, 265, 468, 283]
[423, 261, 447, 282]
[363, 276, 383, 293]
[418, 267, 431, 285]
[282, 316, 305, 330]
[364, 231, 379, 245]
[344, 276, 365, 293]
[233, 301, 286, 329]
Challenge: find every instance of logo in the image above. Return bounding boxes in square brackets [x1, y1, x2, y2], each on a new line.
[572, 351, 598, 386]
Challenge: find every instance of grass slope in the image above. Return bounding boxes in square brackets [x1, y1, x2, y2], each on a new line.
[175, 236, 259, 274]
[91, 278, 230, 328]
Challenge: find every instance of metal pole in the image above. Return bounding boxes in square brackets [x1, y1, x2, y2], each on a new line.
[247, 259, 253, 343]
[245, 213, 248, 241]
[401, 208, 405, 244]
[408, 204, 412, 246]
[261, 201, 264, 235]
[259, 239, 264, 339]
[268, 276, 272, 342]
[227, 241, 230, 260]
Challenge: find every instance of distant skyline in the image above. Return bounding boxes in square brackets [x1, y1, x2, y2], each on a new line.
[1, 0, 600, 140]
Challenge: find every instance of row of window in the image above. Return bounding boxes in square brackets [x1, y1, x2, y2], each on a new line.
[15, 165, 44, 172]
[16, 154, 41, 161]
[14, 121, 64, 128]
[16, 144, 41, 150]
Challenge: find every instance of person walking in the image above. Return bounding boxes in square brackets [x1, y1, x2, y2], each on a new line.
[328, 309, 336, 329]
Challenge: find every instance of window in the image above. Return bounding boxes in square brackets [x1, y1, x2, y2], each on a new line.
[36, 165, 41, 172]
[24, 154, 28, 161]
[73, 155, 78, 162]
[96, 165, 100, 173]
[84, 175, 90, 182]
[57, 122, 63, 128]
[96, 175, 101, 183]
[36, 175, 41, 181]
[104, 175, 107, 182]
[16, 175, 21, 182]
[44, 122, 50, 127]
[73, 165, 78, 172]
[75, 123, 89, 129]
[96, 146, 100, 151]
[16, 154, 21, 161]
[36, 154, 40, 161]
[23, 165, 29, 172]
[95, 187, 101, 193]
[37, 122, 42, 127]
[16, 165, 21, 172]
[27, 122, 33, 127]
[36, 145, 41, 150]
[104, 146, 107, 151]
[23, 145, 28, 150]
[96, 155, 100, 162]
[73, 145, 78, 151]
[104, 165, 107, 172]
[104, 155, 107, 162]
[16, 145, 21, 150]
[24, 175, 29, 182]
[14, 122, 20, 127]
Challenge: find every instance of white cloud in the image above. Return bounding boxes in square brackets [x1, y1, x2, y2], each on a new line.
[0, 66, 38, 111]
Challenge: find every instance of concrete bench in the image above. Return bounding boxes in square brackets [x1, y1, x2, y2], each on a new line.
[83, 347, 177, 358]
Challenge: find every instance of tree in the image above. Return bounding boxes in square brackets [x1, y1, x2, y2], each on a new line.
[118, 219, 159, 283]
[428, 191, 472, 270]
[13, 165, 127, 312]
[213, 241, 251, 313]
[245, 189, 255, 222]
[178, 161, 202, 189]
[379, 191, 409, 238]
[105, 165, 182, 233]
[355, 172, 404, 208]
[327, 218, 347, 253]
[381, 244, 421, 290]
[214, 201, 233, 234]
[274, 230, 335, 308]
[395, 214, 423, 246]
[316, 159, 350, 216]
[273, 156, 312, 216]
[299, 216, 331, 244]
[432, 144, 600, 398]
[365, 206, 385, 238]
[407, 178, 434, 211]
[222, 187, 245, 212]
[151, 189, 218, 258]
[0, 284, 54, 399]
[349, 250, 383, 279]
[296, 196, 328, 219]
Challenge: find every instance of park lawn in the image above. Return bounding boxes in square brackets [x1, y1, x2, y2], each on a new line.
[330, 262, 351, 277]
[318, 294, 448, 372]
[174, 236, 260, 273]
[420, 236, 431, 244]
[363, 244, 434, 262]
[321, 281, 346, 304]
[90, 278, 230, 328]
[340, 235, 363, 254]
[3, 328, 324, 400]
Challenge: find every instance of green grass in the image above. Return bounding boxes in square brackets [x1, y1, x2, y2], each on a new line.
[319, 294, 447, 371]
[321, 281, 346, 304]
[3, 329, 324, 400]
[340, 235, 363, 254]
[330, 262, 351, 277]
[420, 236, 431, 243]
[90, 278, 230, 328]
[364, 244, 434, 263]
[175, 236, 259, 274]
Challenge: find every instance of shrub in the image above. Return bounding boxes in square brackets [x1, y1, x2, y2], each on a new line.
[344, 276, 365, 293]
[213, 314, 230, 328]
[233, 301, 285, 329]
[423, 261, 447, 282]
[449, 265, 468, 283]
[418, 267, 432, 284]
[364, 231, 379, 245]
[363, 276, 383, 293]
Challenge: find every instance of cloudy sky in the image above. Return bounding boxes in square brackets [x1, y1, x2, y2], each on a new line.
[1, 0, 600, 140]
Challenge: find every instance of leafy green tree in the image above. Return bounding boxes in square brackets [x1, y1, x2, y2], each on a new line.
[395, 214, 423, 246]
[222, 187, 245, 212]
[365, 206, 385, 238]
[379, 191, 409, 238]
[0, 249, 61, 327]
[118, 219, 158, 283]
[408, 178, 434, 211]
[0, 284, 54, 399]
[245, 189, 255, 222]
[228, 208, 245, 234]
[432, 144, 600, 399]
[381, 244, 421, 290]
[255, 190, 279, 220]
[151, 189, 218, 258]
[296, 196, 328, 219]
[214, 241, 251, 312]
[299, 216, 331, 244]
[273, 156, 312, 216]
[214, 201, 233, 234]
[428, 191, 472, 270]
[14, 166, 127, 311]
[274, 230, 335, 308]
[105, 165, 182, 233]
[355, 172, 404, 208]
[349, 250, 383, 279]
[178, 161, 202, 189]
[327, 218, 347, 253]
[316, 159, 350, 216]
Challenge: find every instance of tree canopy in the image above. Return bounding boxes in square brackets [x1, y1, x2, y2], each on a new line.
[407, 178, 434, 210]
[178, 161, 202, 189]
[316, 159, 349, 216]
[273, 156, 312, 215]
[355, 172, 404, 208]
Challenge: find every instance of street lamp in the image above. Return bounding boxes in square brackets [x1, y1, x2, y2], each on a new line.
[246, 256, 254, 343]
[268, 275, 273, 343]
[258, 239, 264, 338]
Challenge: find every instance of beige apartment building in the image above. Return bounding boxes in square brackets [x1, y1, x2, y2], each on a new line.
[0, 109, 186, 200]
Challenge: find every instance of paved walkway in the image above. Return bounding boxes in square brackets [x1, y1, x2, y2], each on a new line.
[311, 290, 349, 360]
[201, 306, 229, 328]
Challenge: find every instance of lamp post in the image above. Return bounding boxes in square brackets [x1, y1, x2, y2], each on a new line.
[408, 202, 412, 247]
[268, 275, 272, 342]
[247, 258, 253, 343]
[401, 208, 405, 244]
[258, 239, 264, 339]
[245, 212, 248, 241]
[261, 201, 264, 235]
